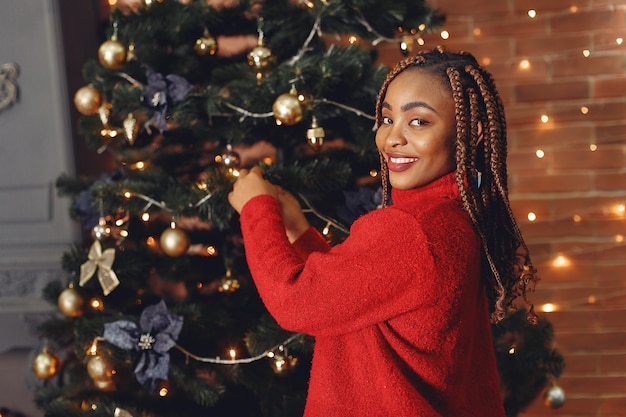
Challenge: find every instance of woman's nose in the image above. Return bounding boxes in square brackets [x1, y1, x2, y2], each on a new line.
[385, 127, 407, 147]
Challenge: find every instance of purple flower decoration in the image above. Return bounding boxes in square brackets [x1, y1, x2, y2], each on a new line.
[103, 300, 183, 392]
[142, 67, 193, 132]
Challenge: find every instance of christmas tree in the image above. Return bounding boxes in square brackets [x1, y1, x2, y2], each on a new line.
[31, 1, 563, 416]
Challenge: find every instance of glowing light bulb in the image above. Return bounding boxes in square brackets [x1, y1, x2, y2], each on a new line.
[482, 57, 492, 66]
[616, 204, 626, 214]
[582, 49, 591, 57]
[440, 30, 449, 40]
[580, 106, 589, 114]
[519, 59, 530, 70]
[229, 349, 237, 360]
[508, 346, 516, 354]
[527, 9, 537, 18]
[616, 234, 624, 243]
[535, 149, 545, 158]
[473, 28, 481, 36]
[617, 38, 624, 45]
[417, 37, 425, 46]
[589, 144, 597, 151]
[552, 255, 570, 267]
[540, 114, 549, 123]
[573, 214, 582, 222]
[541, 303, 558, 312]
[141, 212, 150, 222]
[587, 295, 596, 304]
[527, 212, 537, 221]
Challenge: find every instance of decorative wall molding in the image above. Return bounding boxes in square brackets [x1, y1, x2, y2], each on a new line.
[0, 62, 19, 113]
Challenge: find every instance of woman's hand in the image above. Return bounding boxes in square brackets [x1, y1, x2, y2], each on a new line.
[276, 187, 310, 243]
[228, 166, 277, 214]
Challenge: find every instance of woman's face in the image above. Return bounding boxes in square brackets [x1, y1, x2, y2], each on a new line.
[376, 68, 457, 190]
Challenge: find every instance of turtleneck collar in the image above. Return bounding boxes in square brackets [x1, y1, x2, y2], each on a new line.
[390, 171, 460, 206]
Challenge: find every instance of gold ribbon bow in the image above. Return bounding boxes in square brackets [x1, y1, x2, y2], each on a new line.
[80, 240, 119, 296]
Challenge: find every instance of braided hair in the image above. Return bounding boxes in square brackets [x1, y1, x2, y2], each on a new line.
[375, 46, 538, 323]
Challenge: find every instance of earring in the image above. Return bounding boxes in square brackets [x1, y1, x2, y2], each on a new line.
[476, 171, 482, 189]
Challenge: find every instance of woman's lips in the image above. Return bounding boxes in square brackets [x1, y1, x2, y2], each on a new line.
[386, 155, 419, 172]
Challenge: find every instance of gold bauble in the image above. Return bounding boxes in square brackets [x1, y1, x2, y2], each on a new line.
[87, 355, 116, 382]
[194, 34, 218, 56]
[73, 85, 103, 116]
[58, 287, 85, 317]
[272, 93, 303, 126]
[93, 378, 116, 391]
[32, 348, 61, 380]
[98, 39, 127, 70]
[306, 119, 325, 151]
[247, 43, 274, 71]
[160, 227, 190, 257]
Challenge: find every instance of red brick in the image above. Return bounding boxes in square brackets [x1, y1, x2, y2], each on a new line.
[475, 13, 548, 37]
[555, 331, 626, 352]
[551, 9, 626, 33]
[515, 33, 591, 57]
[600, 397, 626, 416]
[596, 172, 626, 190]
[521, 397, 600, 417]
[594, 32, 626, 53]
[593, 76, 626, 99]
[599, 352, 626, 373]
[513, 173, 593, 193]
[553, 196, 625, 217]
[487, 57, 550, 83]
[552, 145, 626, 170]
[595, 123, 626, 144]
[509, 197, 553, 220]
[430, 0, 513, 14]
[513, 0, 592, 12]
[550, 101, 626, 124]
[508, 149, 551, 173]
[552, 54, 626, 77]
[508, 125, 595, 150]
[514, 80, 590, 102]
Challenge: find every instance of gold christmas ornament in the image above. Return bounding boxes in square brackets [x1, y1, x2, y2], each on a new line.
[160, 225, 190, 257]
[306, 117, 325, 151]
[87, 354, 116, 383]
[272, 86, 303, 126]
[194, 32, 218, 56]
[58, 286, 86, 317]
[73, 85, 103, 116]
[80, 240, 120, 296]
[32, 347, 61, 380]
[98, 38, 127, 70]
[220, 144, 241, 168]
[247, 40, 274, 72]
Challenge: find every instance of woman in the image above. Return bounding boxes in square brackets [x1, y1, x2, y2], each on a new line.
[228, 46, 538, 417]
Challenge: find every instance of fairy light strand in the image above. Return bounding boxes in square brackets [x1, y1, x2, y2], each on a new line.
[174, 332, 304, 364]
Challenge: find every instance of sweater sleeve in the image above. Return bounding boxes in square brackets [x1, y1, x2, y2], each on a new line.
[239, 194, 445, 337]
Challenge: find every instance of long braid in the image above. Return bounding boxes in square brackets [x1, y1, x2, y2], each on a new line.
[375, 47, 539, 323]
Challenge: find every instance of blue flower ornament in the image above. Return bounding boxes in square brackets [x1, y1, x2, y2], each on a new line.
[103, 300, 183, 392]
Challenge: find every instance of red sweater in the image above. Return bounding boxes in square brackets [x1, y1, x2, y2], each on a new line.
[239, 173, 505, 417]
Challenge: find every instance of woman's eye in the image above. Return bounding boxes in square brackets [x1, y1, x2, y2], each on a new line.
[381, 116, 392, 125]
[410, 118, 428, 126]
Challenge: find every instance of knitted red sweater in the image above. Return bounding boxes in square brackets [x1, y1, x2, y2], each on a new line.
[239, 173, 505, 417]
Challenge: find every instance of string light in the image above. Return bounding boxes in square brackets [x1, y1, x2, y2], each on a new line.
[519, 59, 530, 70]
[440, 30, 450, 40]
[527, 9, 537, 18]
[582, 49, 591, 57]
[589, 144, 597, 151]
[535, 149, 545, 158]
[527, 212, 537, 222]
[540, 114, 549, 123]
[580, 106, 589, 114]
[552, 255, 570, 268]
[541, 303, 558, 313]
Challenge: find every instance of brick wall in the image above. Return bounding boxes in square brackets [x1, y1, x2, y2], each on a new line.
[378, 1, 626, 416]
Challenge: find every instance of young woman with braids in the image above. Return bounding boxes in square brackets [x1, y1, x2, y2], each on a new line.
[228, 47, 539, 416]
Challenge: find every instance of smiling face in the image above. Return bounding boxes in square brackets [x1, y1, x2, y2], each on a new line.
[375, 68, 458, 191]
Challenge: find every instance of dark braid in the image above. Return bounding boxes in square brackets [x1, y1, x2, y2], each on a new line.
[375, 46, 538, 323]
